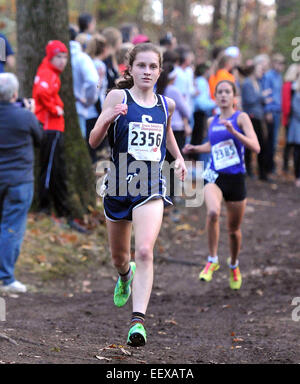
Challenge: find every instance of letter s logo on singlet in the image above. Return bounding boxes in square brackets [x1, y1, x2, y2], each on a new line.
[142, 115, 153, 123]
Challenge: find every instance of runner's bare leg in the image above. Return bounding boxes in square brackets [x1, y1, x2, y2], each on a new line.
[131, 198, 164, 314]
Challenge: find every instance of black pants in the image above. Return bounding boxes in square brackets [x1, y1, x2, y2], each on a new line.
[39, 130, 71, 218]
[165, 130, 185, 198]
[294, 144, 300, 179]
[86, 118, 108, 164]
[190, 110, 206, 161]
[244, 117, 268, 179]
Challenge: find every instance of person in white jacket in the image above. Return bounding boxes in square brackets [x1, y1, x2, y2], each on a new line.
[69, 26, 99, 139]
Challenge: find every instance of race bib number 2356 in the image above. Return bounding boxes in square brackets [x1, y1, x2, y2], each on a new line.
[128, 122, 163, 162]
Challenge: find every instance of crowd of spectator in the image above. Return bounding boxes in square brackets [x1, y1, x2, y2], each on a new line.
[0, 13, 299, 292]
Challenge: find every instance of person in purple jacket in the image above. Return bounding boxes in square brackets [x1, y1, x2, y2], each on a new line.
[183, 80, 260, 290]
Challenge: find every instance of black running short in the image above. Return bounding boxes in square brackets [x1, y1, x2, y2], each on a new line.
[204, 172, 246, 202]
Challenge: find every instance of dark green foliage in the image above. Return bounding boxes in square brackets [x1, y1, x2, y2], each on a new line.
[275, 0, 300, 63]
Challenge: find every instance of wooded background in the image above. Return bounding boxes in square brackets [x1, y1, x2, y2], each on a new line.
[1, 0, 299, 61]
[0, 0, 299, 218]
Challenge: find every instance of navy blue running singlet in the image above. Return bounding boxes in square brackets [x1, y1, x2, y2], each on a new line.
[102, 89, 172, 221]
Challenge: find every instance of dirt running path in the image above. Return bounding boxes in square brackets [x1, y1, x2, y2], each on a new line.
[0, 177, 299, 364]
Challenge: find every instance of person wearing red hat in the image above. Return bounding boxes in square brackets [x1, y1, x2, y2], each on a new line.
[33, 40, 87, 232]
[33, 40, 68, 132]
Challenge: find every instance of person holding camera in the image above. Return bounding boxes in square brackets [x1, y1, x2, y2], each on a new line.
[0, 73, 43, 293]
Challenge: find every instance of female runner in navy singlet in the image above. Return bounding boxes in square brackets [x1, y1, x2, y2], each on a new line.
[89, 43, 187, 347]
[183, 80, 260, 290]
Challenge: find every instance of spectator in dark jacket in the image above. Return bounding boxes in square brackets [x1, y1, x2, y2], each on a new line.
[261, 53, 285, 173]
[102, 27, 122, 90]
[0, 33, 15, 73]
[242, 63, 270, 180]
[281, 63, 300, 172]
[0, 73, 43, 293]
[287, 77, 300, 187]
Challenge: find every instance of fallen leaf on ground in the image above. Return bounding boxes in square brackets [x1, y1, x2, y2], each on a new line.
[263, 266, 279, 275]
[165, 319, 178, 325]
[61, 233, 78, 243]
[247, 198, 275, 207]
[80, 244, 94, 250]
[30, 229, 41, 236]
[198, 307, 209, 312]
[288, 209, 299, 217]
[35, 254, 47, 263]
[158, 245, 165, 253]
[120, 348, 131, 356]
[233, 338, 244, 342]
[175, 224, 193, 231]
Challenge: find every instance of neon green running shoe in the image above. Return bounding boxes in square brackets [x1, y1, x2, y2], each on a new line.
[127, 323, 147, 347]
[114, 261, 136, 307]
[227, 258, 242, 290]
[199, 261, 220, 282]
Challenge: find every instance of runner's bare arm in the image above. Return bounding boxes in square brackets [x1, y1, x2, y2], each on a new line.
[165, 97, 187, 181]
[220, 112, 260, 154]
[89, 89, 127, 149]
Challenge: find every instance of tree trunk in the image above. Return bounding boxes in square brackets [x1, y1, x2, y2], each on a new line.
[162, 0, 175, 36]
[275, 0, 300, 61]
[79, 0, 86, 13]
[162, 0, 192, 45]
[233, 0, 243, 46]
[225, 0, 232, 26]
[252, 0, 260, 51]
[174, 0, 193, 45]
[16, 0, 95, 218]
[210, 0, 223, 47]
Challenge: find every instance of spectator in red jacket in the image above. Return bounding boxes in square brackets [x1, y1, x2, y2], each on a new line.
[33, 40, 87, 233]
[33, 40, 67, 132]
[282, 63, 300, 172]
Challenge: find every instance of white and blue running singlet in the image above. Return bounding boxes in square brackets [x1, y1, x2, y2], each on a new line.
[103, 89, 172, 221]
[203, 111, 246, 183]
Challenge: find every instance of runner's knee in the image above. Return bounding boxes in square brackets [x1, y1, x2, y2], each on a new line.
[207, 208, 220, 223]
[111, 251, 130, 269]
[228, 227, 241, 238]
[135, 245, 153, 263]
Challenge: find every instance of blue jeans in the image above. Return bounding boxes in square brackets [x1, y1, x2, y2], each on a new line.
[0, 182, 33, 285]
[266, 111, 281, 172]
[78, 115, 86, 139]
